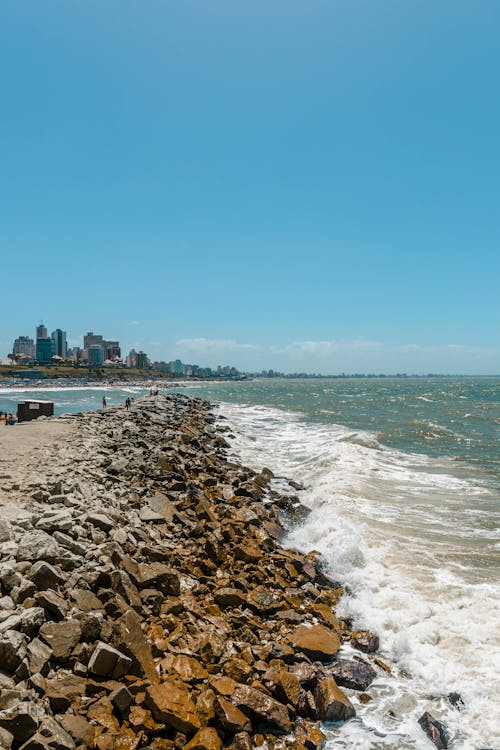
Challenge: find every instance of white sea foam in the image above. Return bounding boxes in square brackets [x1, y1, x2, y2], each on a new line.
[217, 401, 500, 750]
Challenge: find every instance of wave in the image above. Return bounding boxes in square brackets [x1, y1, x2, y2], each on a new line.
[216, 400, 500, 749]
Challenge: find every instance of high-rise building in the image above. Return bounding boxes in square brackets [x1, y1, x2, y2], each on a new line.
[84, 332, 104, 350]
[136, 351, 149, 369]
[105, 341, 121, 360]
[51, 329, 67, 358]
[13, 336, 36, 359]
[126, 349, 137, 368]
[88, 345, 105, 366]
[36, 337, 56, 364]
[36, 323, 47, 339]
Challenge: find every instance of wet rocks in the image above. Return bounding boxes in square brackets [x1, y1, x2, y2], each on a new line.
[418, 711, 450, 749]
[0, 393, 381, 749]
[288, 624, 341, 662]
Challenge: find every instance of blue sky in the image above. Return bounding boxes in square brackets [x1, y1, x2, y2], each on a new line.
[1, 1, 499, 373]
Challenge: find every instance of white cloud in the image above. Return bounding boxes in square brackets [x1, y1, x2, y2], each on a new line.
[175, 338, 261, 353]
[128, 320, 141, 326]
[277, 339, 383, 355]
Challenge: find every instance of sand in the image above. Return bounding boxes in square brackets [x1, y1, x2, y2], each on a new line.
[0, 419, 74, 509]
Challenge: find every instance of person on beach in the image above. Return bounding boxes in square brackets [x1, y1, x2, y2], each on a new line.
[125, 397, 131, 410]
[102, 396, 107, 408]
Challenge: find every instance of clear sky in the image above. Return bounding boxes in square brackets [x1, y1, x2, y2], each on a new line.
[1, 1, 499, 374]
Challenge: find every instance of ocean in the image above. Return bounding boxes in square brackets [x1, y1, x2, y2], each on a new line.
[1, 377, 498, 749]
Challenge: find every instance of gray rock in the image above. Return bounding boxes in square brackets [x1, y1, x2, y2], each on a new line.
[0, 701, 44, 743]
[86, 513, 114, 532]
[27, 639, 53, 676]
[16, 532, 61, 563]
[29, 562, 64, 591]
[0, 518, 13, 544]
[52, 533, 86, 557]
[88, 641, 132, 678]
[35, 511, 73, 534]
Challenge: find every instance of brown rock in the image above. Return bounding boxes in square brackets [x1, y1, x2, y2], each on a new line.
[39, 620, 81, 662]
[145, 681, 201, 734]
[29, 562, 64, 591]
[170, 654, 208, 683]
[69, 589, 103, 612]
[184, 728, 222, 750]
[288, 624, 341, 662]
[137, 563, 180, 596]
[294, 720, 326, 750]
[27, 639, 52, 676]
[115, 609, 159, 683]
[351, 630, 379, 653]
[109, 685, 134, 713]
[214, 696, 252, 734]
[271, 669, 302, 708]
[225, 733, 253, 750]
[45, 673, 87, 713]
[325, 659, 376, 691]
[196, 690, 216, 727]
[231, 684, 291, 733]
[314, 677, 355, 722]
[213, 588, 247, 608]
[128, 706, 164, 732]
[87, 697, 119, 731]
[0, 701, 43, 744]
[233, 543, 261, 564]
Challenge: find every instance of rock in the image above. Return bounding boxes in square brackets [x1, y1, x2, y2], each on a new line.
[351, 630, 379, 653]
[0, 518, 13, 544]
[0, 701, 44, 743]
[115, 609, 159, 683]
[418, 712, 450, 749]
[36, 511, 73, 534]
[86, 697, 119, 731]
[35, 590, 68, 619]
[0, 631, 27, 672]
[270, 669, 302, 708]
[86, 513, 114, 532]
[27, 639, 53, 676]
[88, 642, 132, 679]
[19, 607, 46, 637]
[69, 588, 103, 612]
[56, 715, 95, 748]
[325, 659, 377, 691]
[214, 588, 247, 608]
[169, 654, 208, 683]
[314, 677, 355, 722]
[184, 728, 222, 750]
[0, 726, 14, 750]
[288, 624, 341, 661]
[44, 674, 87, 713]
[39, 620, 81, 662]
[448, 692, 465, 710]
[214, 696, 252, 734]
[137, 563, 180, 595]
[145, 682, 201, 734]
[109, 685, 134, 713]
[139, 507, 165, 523]
[16, 532, 62, 562]
[37, 716, 76, 750]
[231, 684, 291, 733]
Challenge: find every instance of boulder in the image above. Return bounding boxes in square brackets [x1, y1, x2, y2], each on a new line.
[231, 684, 291, 733]
[57, 715, 95, 748]
[351, 630, 379, 653]
[16, 532, 61, 562]
[137, 563, 180, 595]
[418, 712, 450, 749]
[27, 639, 53, 676]
[115, 609, 159, 683]
[184, 728, 222, 750]
[0, 701, 44, 744]
[214, 696, 252, 734]
[314, 677, 355, 722]
[88, 642, 132, 679]
[39, 620, 81, 662]
[325, 659, 377, 691]
[145, 681, 201, 734]
[29, 562, 64, 591]
[0, 631, 27, 672]
[86, 514, 114, 532]
[0, 518, 13, 544]
[214, 588, 247, 608]
[288, 624, 341, 661]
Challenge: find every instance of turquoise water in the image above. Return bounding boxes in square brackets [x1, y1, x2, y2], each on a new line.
[1, 378, 498, 748]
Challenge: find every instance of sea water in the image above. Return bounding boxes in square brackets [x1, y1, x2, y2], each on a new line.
[1, 378, 498, 748]
[175, 377, 499, 750]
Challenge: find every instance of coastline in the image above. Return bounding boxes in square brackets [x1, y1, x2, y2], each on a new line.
[0, 394, 383, 750]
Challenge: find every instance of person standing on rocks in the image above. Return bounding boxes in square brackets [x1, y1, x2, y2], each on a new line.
[102, 396, 107, 409]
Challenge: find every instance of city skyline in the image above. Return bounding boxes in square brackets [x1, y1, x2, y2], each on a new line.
[0, 2, 499, 374]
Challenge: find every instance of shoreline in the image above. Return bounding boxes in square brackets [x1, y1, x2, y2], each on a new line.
[0, 394, 385, 749]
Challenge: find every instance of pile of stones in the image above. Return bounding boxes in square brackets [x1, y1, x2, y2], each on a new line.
[0, 394, 382, 750]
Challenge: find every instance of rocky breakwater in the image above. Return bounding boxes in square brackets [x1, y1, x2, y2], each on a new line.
[0, 394, 382, 750]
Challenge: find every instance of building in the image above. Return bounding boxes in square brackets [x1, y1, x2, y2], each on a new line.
[172, 359, 183, 375]
[36, 337, 56, 364]
[83, 332, 104, 350]
[126, 349, 137, 368]
[105, 341, 121, 360]
[88, 345, 105, 366]
[13, 336, 35, 359]
[51, 329, 67, 358]
[136, 351, 149, 369]
[36, 323, 47, 340]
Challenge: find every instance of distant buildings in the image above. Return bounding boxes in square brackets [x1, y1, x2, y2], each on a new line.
[13, 336, 35, 359]
[36, 337, 56, 364]
[88, 345, 105, 366]
[36, 324, 47, 339]
[51, 329, 67, 358]
[83, 332, 121, 363]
